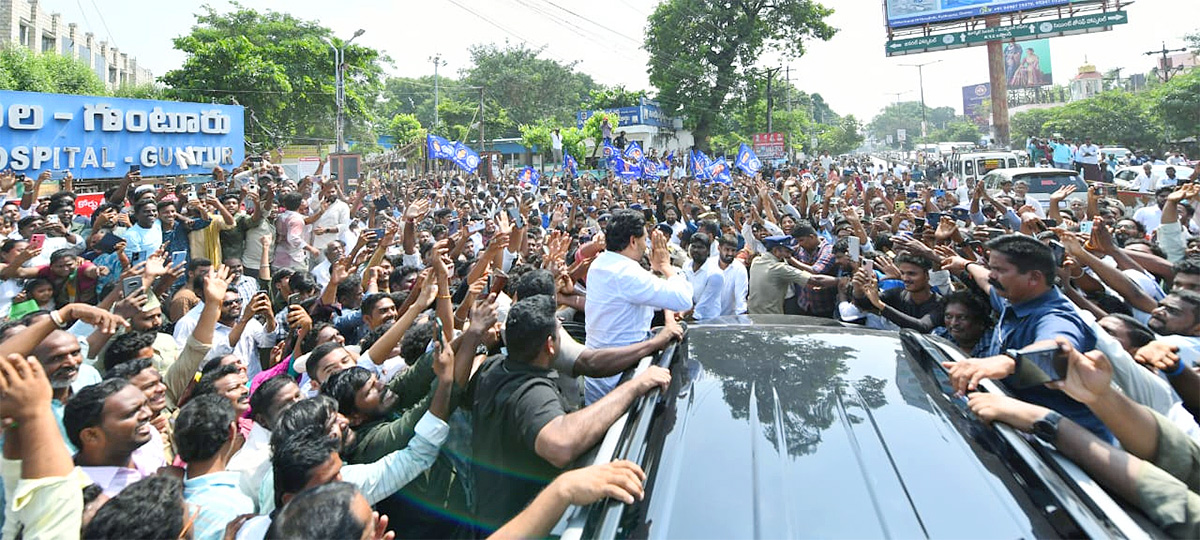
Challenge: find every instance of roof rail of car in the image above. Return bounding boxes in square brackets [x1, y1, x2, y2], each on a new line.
[557, 328, 687, 540]
[901, 330, 1155, 540]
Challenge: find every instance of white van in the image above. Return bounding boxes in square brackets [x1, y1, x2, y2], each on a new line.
[948, 151, 1019, 180]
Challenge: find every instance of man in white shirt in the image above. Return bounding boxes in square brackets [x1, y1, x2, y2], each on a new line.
[550, 129, 564, 171]
[679, 233, 724, 321]
[1133, 187, 1171, 235]
[1076, 138, 1101, 182]
[716, 234, 748, 316]
[173, 288, 276, 377]
[584, 209, 692, 404]
[311, 240, 345, 290]
[1135, 163, 1157, 192]
[1155, 167, 1181, 190]
[310, 186, 351, 252]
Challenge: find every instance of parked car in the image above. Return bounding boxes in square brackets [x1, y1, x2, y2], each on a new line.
[556, 316, 1160, 539]
[979, 167, 1088, 210]
[1100, 147, 1132, 166]
[1113, 165, 1195, 191]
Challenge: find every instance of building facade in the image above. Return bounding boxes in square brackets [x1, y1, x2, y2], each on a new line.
[0, 0, 154, 91]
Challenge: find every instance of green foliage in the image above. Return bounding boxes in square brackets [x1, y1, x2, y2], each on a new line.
[459, 43, 596, 137]
[0, 46, 107, 95]
[161, 3, 386, 150]
[1151, 68, 1200, 142]
[112, 83, 168, 100]
[1011, 90, 1165, 149]
[867, 102, 956, 150]
[385, 113, 423, 146]
[518, 119, 553, 151]
[645, 0, 836, 149]
[582, 111, 619, 147]
[559, 126, 586, 162]
[818, 115, 865, 155]
[583, 85, 647, 110]
[924, 121, 981, 144]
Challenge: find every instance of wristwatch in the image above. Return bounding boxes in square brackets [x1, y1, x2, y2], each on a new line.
[1031, 411, 1063, 444]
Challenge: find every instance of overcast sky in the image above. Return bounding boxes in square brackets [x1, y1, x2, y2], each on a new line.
[34, 0, 1199, 123]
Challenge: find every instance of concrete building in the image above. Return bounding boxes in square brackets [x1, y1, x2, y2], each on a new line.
[0, 0, 154, 91]
[1069, 63, 1104, 103]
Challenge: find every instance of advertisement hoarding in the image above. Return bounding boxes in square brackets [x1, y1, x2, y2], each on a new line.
[887, 0, 1075, 29]
[1004, 38, 1053, 89]
[752, 132, 786, 160]
[961, 83, 992, 126]
[886, 10, 1126, 56]
[0, 90, 244, 179]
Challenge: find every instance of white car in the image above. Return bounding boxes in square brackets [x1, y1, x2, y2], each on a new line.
[1113, 165, 1195, 191]
[1100, 147, 1132, 166]
[980, 167, 1088, 211]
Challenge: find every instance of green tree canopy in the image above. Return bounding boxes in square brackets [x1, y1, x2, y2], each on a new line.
[1011, 90, 1165, 150]
[582, 85, 647, 110]
[162, 3, 386, 150]
[459, 43, 596, 137]
[0, 46, 107, 95]
[644, 0, 836, 150]
[385, 113, 423, 146]
[867, 102, 956, 150]
[1151, 68, 1200, 143]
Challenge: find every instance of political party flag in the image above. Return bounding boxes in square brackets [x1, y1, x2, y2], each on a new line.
[642, 159, 660, 178]
[623, 141, 644, 162]
[663, 150, 675, 168]
[450, 141, 481, 173]
[427, 134, 453, 160]
[563, 152, 578, 177]
[692, 151, 712, 180]
[614, 157, 642, 181]
[735, 143, 762, 175]
[706, 157, 732, 184]
[602, 140, 620, 163]
[519, 166, 540, 189]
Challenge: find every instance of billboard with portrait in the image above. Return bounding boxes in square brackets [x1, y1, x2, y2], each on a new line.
[961, 83, 991, 126]
[887, 0, 1076, 29]
[1003, 38, 1053, 89]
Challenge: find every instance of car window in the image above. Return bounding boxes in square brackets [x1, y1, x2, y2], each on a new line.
[1015, 173, 1086, 193]
[964, 160, 974, 176]
[1008, 158, 1018, 168]
[1115, 170, 1136, 181]
[981, 173, 1000, 189]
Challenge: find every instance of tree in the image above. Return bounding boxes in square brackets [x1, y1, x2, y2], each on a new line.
[645, 0, 836, 150]
[582, 85, 647, 110]
[582, 111, 618, 161]
[1010, 90, 1165, 150]
[519, 119, 553, 168]
[460, 43, 596, 137]
[1152, 68, 1200, 143]
[385, 113, 423, 146]
[925, 121, 981, 144]
[161, 4, 386, 150]
[0, 46, 107, 96]
[818, 115, 864, 155]
[112, 83, 169, 100]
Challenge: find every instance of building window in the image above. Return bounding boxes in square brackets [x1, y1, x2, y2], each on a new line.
[18, 24, 30, 47]
[42, 36, 55, 53]
[108, 67, 117, 83]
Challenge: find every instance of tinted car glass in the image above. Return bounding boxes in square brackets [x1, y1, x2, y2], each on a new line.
[1013, 172, 1086, 194]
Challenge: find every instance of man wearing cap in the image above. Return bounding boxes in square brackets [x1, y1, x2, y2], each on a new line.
[748, 235, 839, 315]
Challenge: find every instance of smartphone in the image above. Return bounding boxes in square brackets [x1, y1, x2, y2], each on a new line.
[469, 221, 485, 233]
[448, 219, 460, 235]
[864, 259, 874, 274]
[171, 251, 188, 268]
[934, 189, 945, 197]
[926, 212, 943, 225]
[96, 232, 123, 253]
[950, 207, 970, 222]
[207, 187, 217, 199]
[1079, 221, 1094, 235]
[1049, 240, 1066, 267]
[129, 251, 143, 264]
[847, 236, 860, 262]
[1042, 218, 1058, 228]
[49, 170, 66, 181]
[121, 276, 143, 298]
[506, 207, 524, 229]
[373, 195, 392, 210]
[894, 200, 905, 212]
[29, 233, 45, 250]
[45, 214, 60, 224]
[489, 273, 509, 296]
[1010, 343, 1069, 388]
[369, 228, 385, 239]
[905, 191, 918, 199]
[1094, 184, 1106, 197]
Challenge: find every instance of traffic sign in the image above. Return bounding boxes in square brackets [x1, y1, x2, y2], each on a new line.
[886, 11, 1128, 56]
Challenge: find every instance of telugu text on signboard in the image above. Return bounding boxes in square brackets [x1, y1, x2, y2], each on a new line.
[886, 0, 1077, 29]
[752, 132, 786, 160]
[0, 90, 245, 179]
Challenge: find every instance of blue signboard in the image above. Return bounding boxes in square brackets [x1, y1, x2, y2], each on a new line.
[0, 90, 245, 179]
[887, 0, 1075, 29]
[577, 98, 675, 130]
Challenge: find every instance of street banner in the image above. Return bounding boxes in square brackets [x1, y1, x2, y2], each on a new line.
[1004, 39, 1053, 89]
[74, 192, 105, 218]
[0, 90, 244, 179]
[961, 83, 991, 126]
[752, 132, 786, 160]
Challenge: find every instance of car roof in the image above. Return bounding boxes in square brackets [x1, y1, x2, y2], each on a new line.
[599, 323, 1066, 538]
[982, 167, 1078, 178]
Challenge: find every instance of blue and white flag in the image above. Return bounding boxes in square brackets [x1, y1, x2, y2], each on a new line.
[602, 140, 620, 163]
[705, 157, 732, 184]
[450, 141, 481, 173]
[642, 159, 660, 178]
[663, 150, 675, 168]
[519, 166, 540, 189]
[692, 151, 712, 180]
[427, 134, 454, 160]
[614, 157, 642, 181]
[735, 143, 763, 175]
[563, 152, 578, 177]
[623, 141, 644, 162]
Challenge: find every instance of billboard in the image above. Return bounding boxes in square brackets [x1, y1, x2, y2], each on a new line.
[1004, 38, 1053, 89]
[752, 132, 786, 159]
[887, 0, 1076, 29]
[886, 10, 1127, 56]
[576, 97, 671, 129]
[0, 90, 244, 179]
[961, 83, 991, 126]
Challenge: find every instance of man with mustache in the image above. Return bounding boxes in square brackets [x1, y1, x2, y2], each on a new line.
[63, 378, 163, 497]
[941, 234, 1110, 440]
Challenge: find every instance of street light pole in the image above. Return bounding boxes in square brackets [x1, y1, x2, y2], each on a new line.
[323, 29, 364, 154]
[899, 59, 941, 139]
[429, 55, 446, 135]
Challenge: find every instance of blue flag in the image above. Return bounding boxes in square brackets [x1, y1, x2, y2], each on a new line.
[602, 140, 620, 163]
[450, 141, 480, 173]
[427, 134, 454, 160]
[706, 157, 732, 184]
[642, 159, 660, 178]
[563, 152, 578, 177]
[735, 143, 762, 175]
[692, 151, 712, 180]
[519, 166, 540, 188]
[663, 150, 675, 168]
[623, 141, 644, 162]
[614, 157, 642, 181]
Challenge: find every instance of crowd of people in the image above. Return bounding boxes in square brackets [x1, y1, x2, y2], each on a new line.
[0, 142, 1196, 538]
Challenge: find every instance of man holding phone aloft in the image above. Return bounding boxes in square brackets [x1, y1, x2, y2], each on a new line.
[939, 234, 1110, 440]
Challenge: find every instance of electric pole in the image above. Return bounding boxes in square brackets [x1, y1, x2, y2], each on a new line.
[899, 59, 941, 139]
[765, 68, 779, 133]
[429, 54, 447, 134]
[479, 87, 485, 151]
[1145, 42, 1187, 82]
[321, 29, 364, 154]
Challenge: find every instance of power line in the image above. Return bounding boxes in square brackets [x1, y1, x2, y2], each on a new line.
[88, 0, 118, 49]
[532, 0, 642, 45]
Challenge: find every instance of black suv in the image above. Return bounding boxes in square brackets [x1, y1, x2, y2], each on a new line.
[556, 315, 1161, 539]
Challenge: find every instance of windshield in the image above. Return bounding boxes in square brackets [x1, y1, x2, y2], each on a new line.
[1015, 172, 1087, 193]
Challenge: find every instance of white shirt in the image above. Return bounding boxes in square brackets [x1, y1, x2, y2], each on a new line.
[1076, 144, 1100, 165]
[1135, 171, 1156, 192]
[681, 258, 724, 321]
[583, 250, 692, 403]
[1155, 175, 1181, 190]
[1133, 205, 1163, 234]
[311, 259, 332, 290]
[228, 422, 272, 502]
[720, 259, 749, 316]
[172, 302, 276, 377]
[311, 199, 350, 251]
